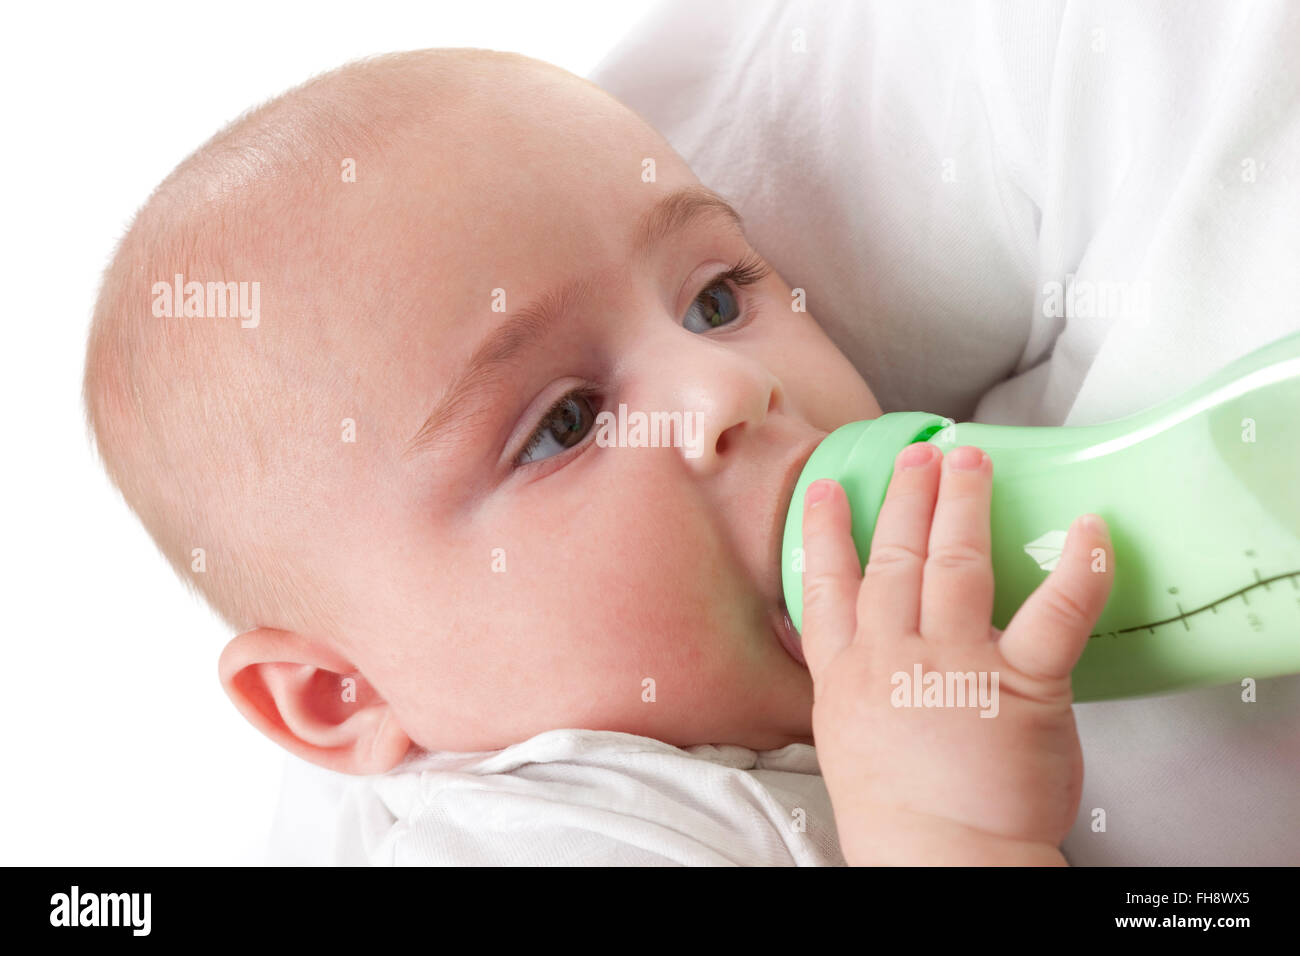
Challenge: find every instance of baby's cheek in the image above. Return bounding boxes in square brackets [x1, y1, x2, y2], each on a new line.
[784, 318, 881, 425]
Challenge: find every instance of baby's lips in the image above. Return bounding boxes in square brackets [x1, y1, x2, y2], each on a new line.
[775, 600, 807, 667]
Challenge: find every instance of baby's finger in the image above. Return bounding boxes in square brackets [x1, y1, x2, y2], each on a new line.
[858, 442, 941, 637]
[800, 479, 861, 681]
[999, 514, 1115, 681]
[920, 446, 995, 644]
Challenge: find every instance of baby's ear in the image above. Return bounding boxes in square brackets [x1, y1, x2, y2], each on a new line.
[218, 628, 410, 775]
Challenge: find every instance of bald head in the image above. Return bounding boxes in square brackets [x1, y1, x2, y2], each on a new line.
[82, 48, 616, 638]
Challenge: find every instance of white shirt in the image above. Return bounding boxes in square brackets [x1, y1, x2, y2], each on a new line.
[327, 730, 844, 865]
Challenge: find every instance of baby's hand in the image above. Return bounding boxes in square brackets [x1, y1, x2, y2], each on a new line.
[800, 443, 1113, 865]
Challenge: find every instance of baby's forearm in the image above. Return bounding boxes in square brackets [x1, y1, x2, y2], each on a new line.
[839, 802, 1069, 866]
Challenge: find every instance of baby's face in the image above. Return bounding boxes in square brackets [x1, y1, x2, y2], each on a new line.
[281, 64, 879, 754]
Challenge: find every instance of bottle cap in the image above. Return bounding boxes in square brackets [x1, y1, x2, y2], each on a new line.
[782, 412, 954, 633]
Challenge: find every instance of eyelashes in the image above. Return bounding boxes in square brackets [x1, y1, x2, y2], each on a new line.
[716, 252, 770, 289]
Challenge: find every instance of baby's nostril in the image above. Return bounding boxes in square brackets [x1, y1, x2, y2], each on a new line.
[714, 422, 743, 457]
[767, 385, 781, 415]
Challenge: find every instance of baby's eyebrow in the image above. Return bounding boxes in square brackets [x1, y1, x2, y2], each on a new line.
[630, 184, 743, 262]
[403, 185, 744, 462]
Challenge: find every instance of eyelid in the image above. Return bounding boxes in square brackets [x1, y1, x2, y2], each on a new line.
[677, 252, 768, 318]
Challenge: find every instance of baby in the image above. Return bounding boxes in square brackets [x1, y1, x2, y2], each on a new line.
[83, 48, 1111, 865]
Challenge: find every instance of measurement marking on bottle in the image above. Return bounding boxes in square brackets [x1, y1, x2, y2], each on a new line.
[1090, 569, 1300, 639]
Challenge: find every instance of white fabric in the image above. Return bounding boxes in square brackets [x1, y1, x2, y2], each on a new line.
[326, 731, 842, 865]
[589, 0, 1300, 864]
[268, 0, 1299, 866]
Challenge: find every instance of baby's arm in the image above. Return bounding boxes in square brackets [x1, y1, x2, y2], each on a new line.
[799, 442, 1113, 866]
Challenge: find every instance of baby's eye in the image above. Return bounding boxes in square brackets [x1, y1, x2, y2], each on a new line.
[515, 388, 599, 466]
[680, 254, 769, 333]
[682, 279, 742, 333]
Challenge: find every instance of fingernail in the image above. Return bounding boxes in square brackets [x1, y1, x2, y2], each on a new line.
[1083, 514, 1108, 536]
[898, 443, 935, 469]
[805, 480, 832, 507]
[947, 446, 985, 471]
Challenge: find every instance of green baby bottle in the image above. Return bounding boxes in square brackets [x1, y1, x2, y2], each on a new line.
[782, 330, 1300, 702]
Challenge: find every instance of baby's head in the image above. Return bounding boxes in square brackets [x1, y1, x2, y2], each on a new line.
[84, 49, 881, 772]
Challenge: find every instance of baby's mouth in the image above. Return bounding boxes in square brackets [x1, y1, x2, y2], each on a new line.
[773, 599, 807, 668]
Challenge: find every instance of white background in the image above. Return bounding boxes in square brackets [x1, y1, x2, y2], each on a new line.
[0, 0, 656, 865]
